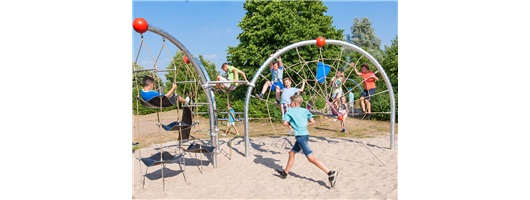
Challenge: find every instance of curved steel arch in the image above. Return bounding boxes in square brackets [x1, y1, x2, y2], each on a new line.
[243, 39, 396, 157]
[146, 25, 219, 167]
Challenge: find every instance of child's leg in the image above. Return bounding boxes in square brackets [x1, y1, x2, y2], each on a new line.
[284, 150, 296, 174]
[232, 125, 239, 135]
[223, 125, 230, 135]
[177, 96, 187, 103]
[307, 155, 331, 174]
[216, 75, 221, 89]
[261, 81, 271, 95]
[360, 97, 366, 112]
[366, 99, 371, 114]
[275, 86, 281, 101]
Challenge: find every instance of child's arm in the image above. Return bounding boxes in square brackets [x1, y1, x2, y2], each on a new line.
[239, 70, 248, 82]
[232, 68, 239, 82]
[370, 73, 379, 81]
[165, 83, 177, 98]
[299, 79, 306, 92]
[307, 118, 316, 126]
[351, 62, 362, 76]
[277, 51, 283, 67]
[230, 112, 236, 121]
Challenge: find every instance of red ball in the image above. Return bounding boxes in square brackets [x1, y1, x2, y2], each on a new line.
[133, 18, 148, 33]
[338, 115, 343, 121]
[316, 37, 326, 47]
[183, 56, 190, 64]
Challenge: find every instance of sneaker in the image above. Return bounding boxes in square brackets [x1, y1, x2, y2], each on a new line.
[275, 169, 288, 179]
[216, 90, 223, 94]
[255, 93, 264, 100]
[221, 134, 227, 136]
[365, 114, 371, 120]
[328, 170, 338, 187]
[286, 130, 294, 135]
[275, 100, 280, 107]
[341, 129, 345, 133]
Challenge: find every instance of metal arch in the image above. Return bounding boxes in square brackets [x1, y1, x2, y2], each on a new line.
[146, 25, 219, 168]
[243, 39, 396, 158]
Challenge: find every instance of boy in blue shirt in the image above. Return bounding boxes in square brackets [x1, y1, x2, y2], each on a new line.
[140, 76, 190, 104]
[348, 88, 355, 114]
[255, 50, 284, 107]
[275, 95, 338, 188]
[222, 103, 240, 137]
[280, 77, 306, 135]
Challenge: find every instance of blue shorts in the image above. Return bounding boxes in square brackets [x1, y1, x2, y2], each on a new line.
[270, 82, 284, 92]
[291, 136, 313, 157]
[361, 88, 376, 101]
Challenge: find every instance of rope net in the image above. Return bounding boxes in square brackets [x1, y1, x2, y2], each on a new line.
[250, 44, 392, 136]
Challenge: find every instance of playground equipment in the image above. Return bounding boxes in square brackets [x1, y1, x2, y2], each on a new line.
[243, 37, 397, 160]
[132, 18, 248, 189]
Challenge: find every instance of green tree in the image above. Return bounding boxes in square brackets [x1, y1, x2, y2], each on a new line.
[382, 36, 398, 92]
[225, 0, 345, 121]
[228, 0, 344, 74]
[346, 17, 383, 62]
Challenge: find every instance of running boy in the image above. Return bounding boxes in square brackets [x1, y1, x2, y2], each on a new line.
[222, 103, 240, 136]
[275, 95, 338, 188]
[255, 50, 284, 106]
[351, 62, 379, 120]
[279, 77, 306, 135]
[141, 75, 190, 104]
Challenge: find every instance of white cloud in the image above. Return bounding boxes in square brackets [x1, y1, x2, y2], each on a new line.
[214, 30, 218, 34]
[227, 28, 232, 32]
[203, 54, 218, 59]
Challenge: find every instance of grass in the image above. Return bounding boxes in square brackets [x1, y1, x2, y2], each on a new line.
[132, 109, 397, 149]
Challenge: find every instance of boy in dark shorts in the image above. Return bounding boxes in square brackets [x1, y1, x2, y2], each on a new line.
[275, 95, 338, 188]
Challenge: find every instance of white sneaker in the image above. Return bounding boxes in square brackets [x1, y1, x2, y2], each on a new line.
[221, 134, 226, 136]
[286, 130, 294, 135]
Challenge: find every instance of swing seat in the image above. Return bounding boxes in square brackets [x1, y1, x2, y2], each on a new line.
[140, 151, 184, 167]
[136, 94, 176, 109]
[185, 143, 215, 154]
[160, 121, 199, 131]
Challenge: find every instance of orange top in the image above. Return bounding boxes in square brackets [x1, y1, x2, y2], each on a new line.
[361, 71, 376, 90]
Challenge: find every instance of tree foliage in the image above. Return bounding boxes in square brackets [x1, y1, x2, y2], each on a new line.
[346, 17, 383, 62]
[228, 0, 344, 74]
[223, 0, 345, 121]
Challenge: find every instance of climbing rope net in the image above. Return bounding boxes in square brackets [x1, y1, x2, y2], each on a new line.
[250, 42, 392, 136]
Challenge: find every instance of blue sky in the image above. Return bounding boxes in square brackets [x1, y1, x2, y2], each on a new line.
[132, 1, 397, 81]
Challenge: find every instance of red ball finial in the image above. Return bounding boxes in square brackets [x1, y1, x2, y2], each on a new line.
[316, 37, 326, 47]
[338, 115, 343, 121]
[183, 56, 190, 64]
[133, 18, 148, 33]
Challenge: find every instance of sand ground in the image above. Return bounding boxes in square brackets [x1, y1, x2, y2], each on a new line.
[132, 109, 398, 199]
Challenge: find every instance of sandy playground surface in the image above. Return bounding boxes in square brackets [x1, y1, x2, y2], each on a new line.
[132, 109, 398, 199]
